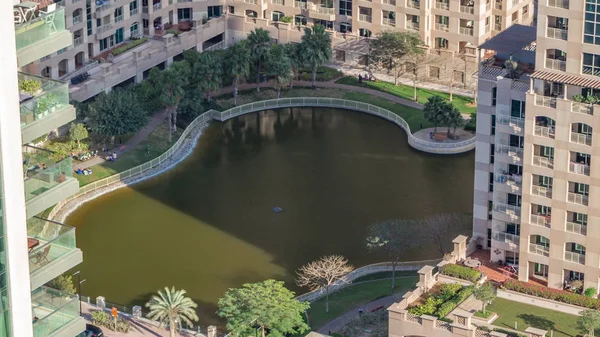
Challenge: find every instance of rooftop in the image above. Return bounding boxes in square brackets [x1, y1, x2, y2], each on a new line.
[479, 24, 537, 54]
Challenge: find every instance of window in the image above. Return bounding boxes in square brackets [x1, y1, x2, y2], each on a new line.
[492, 87, 497, 106]
[569, 270, 584, 281]
[540, 145, 554, 159]
[507, 193, 521, 207]
[575, 182, 589, 195]
[584, 0, 600, 45]
[435, 37, 448, 49]
[506, 223, 520, 235]
[429, 66, 440, 79]
[339, 22, 351, 33]
[490, 144, 495, 164]
[86, 0, 92, 36]
[208, 6, 222, 18]
[115, 27, 124, 44]
[508, 164, 522, 175]
[339, 0, 351, 15]
[130, 0, 137, 10]
[359, 28, 371, 37]
[130, 22, 139, 37]
[178, 8, 192, 21]
[295, 15, 307, 26]
[271, 11, 284, 21]
[583, 53, 600, 77]
[575, 213, 588, 225]
[534, 263, 548, 277]
[453, 70, 464, 83]
[491, 115, 496, 135]
[488, 200, 493, 220]
[489, 172, 494, 192]
[143, 19, 149, 28]
[314, 19, 333, 29]
[510, 135, 524, 148]
[511, 100, 525, 118]
[99, 35, 115, 51]
[228, 6, 235, 14]
[487, 228, 491, 248]
[114, 7, 123, 22]
[571, 243, 586, 254]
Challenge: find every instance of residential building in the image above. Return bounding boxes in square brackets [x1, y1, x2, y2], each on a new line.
[18, 0, 533, 102]
[474, 0, 600, 292]
[4, 1, 84, 336]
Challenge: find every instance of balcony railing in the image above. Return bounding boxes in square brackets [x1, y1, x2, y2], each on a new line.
[383, 0, 396, 5]
[566, 222, 587, 235]
[359, 14, 372, 22]
[533, 155, 554, 169]
[547, 27, 568, 40]
[295, 1, 307, 8]
[570, 132, 592, 146]
[22, 148, 74, 202]
[407, 0, 420, 9]
[569, 162, 590, 176]
[459, 27, 474, 36]
[529, 243, 550, 257]
[18, 73, 70, 128]
[548, 0, 569, 9]
[130, 8, 138, 15]
[311, 6, 335, 14]
[545, 58, 566, 72]
[486, 2, 491, 11]
[72, 15, 82, 25]
[245, 0, 258, 4]
[115, 14, 123, 22]
[73, 36, 83, 46]
[95, 1, 113, 13]
[530, 214, 551, 228]
[271, 0, 284, 4]
[15, 7, 67, 52]
[383, 18, 396, 26]
[494, 203, 521, 219]
[534, 125, 555, 139]
[495, 145, 523, 163]
[494, 23, 502, 31]
[568, 192, 589, 206]
[32, 287, 81, 336]
[535, 95, 557, 108]
[460, 5, 474, 14]
[531, 185, 552, 198]
[435, 1, 449, 9]
[564, 251, 585, 264]
[27, 217, 77, 275]
[407, 22, 419, 31]
[496, 173, 522, 190]
[96, 23, 114, 35]
[492, 231, 520, 245]
[571, 102, 593, 115]
[435, 23, 449, 31]
[153, 2, 162, 10]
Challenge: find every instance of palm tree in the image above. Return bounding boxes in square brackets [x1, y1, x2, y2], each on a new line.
[248, 28, 272, 92]
[448, 106, 464, 136]
[423, 95, 448, 134]
[300, 24, 332, 89]
[284, 43, 302, 89]
[267, 44, 293, 98]
[225, 41, 251, 105]
[145, 287, 199, 337]
[148, 63, 189, 142]
[193, 50, 223, 101]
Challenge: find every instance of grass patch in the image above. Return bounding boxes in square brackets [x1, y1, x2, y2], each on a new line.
[353, 271, 417, 283]
[336, 76, 476, 115]
[307, 276, 417, 330]
[487, 298, 585, 337]
[75, 123, 175, 186]
[474, 310, 494, 319]
[297, 66, 344, 82]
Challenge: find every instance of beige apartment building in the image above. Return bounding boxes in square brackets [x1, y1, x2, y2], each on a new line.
[474, 0, 600, 292]
[18, 0, 533, 102]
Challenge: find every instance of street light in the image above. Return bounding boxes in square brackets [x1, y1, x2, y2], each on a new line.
[72, 271, 86, 315]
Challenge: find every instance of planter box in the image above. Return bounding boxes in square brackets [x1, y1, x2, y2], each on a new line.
[497, 289, 586, 316]
[437, 274, 474, 286]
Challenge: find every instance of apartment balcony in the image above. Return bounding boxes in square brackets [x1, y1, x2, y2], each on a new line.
[406, 0, 420, 9]
[569, 162, 590, 176]
[571, 102, 593, 115]
[383, 18, 396, 27]
[566, 222, 587, 236]
[568, 192, 589, 206]
[359, 14, 372, 22]
[14, 6, 72, 67]
[407, 22, 419, 31]
[27, 217, 83, 289]
[95, 1, 113, 14]
[18, 73, 76, 144]
[383, 0, 397, 5]
[535, 95, 557, 108]
[534, 125, 555, 139]
[548, 0, 569, 9]
[295, 1, 307, 8]
[545, 58, 566, 72]
[435, 1, 449, 9]
[32, 287, 86, 337]
[95, 22, 114, 39]
[72, 15, 82, 25]
[547, 27, 567, 40]
[435, 23, 449, 32]
[492, 231, 520, 252]
[530, 214, 551, 228]
[531, 185, 552, 199]
[459, 26, 474, 36]
[73, 36, 83, 46]
[529, 243, 550, 257]
[497, 116, 524, 134]
[571, 132, 592, 146]
[23, 150, 79, 218]
[245, 0, 258, 4]
[153, 2, 162, 10]
[495, 144, 522, 164]
[308, 6, 335, 21]
[130, 8, 139, 15]
[564, 251, 585, 264]
[494, 23, 502, 31]
[493, 203, 521, 222]
[495, 173, 521, 194]
[533, 155, 554, 169]
[460, 5, 474, 14]
[494, 1, 502, 10]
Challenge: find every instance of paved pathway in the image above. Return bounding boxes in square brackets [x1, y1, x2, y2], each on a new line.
[413, 127, 474, 143]
[73, 109, 166, 170]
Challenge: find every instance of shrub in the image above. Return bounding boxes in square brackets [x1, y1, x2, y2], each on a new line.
[440, 264, 481, 283]
[408, 297, 440, 316]
[91, 310, 131, 333]
[585, 287, 597, 298]
[474, 310, 493, 318]
[279, 16, 293, 23]
[503, 279, 600, 309]
[464, 113, 476, 131]
[111, 37, 149, 56]
[47, 274, 76, 295]
[437, 283, 462, 301]
[166, 28, 181, 36]
[493, 328, 527, 337]
[435, 286, 474, 318]
[19, 79, 42, 95]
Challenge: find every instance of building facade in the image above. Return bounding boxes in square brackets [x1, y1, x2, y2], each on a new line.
[474, 0, 600, 292]
[5, 1, 85, 336]
[19, 0, 533, 102]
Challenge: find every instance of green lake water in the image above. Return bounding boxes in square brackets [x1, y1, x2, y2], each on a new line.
[66, 108, 474, 326]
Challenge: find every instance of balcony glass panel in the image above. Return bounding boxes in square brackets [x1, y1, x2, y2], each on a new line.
[15, 7, 67, 51]
[27, 217, 77, 275]
[565, 222, 587, 235]
[23, 146, 74, 202]
[564, 251, 585, 264]
[530, 214, 551, 228]
[32, 287, 80, 337]
[18, 73, 70, 128]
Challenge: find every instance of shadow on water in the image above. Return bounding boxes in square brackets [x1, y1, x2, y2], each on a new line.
[68, 107, 475, 324]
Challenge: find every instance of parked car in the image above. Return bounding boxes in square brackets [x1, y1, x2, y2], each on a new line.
[77, 324, 103, 337]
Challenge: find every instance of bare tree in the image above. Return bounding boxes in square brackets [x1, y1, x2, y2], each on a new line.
[366, 219, 421, 288]
[296, 255, 354, 313]
[420, 213, 469, 255]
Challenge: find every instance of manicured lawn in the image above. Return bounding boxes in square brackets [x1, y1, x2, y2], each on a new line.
[307, 276, 418, 330]
[353, 271, 417, 283]
[336, 76, 476, 115]
[487, 298, 585, 337]
[75, 123, 175, 186]
[297, 66, 344, 82]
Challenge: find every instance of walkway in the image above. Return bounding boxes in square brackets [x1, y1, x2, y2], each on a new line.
[73, 109, 166, 170]
[413, 127, 474, 144]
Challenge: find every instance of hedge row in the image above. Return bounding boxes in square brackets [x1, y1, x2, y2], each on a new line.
[503, 279, 600, 309]
[440, 264, 481, 283]
[408, 284, 474, 319]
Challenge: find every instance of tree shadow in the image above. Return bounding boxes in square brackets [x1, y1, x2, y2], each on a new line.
[517, 313, 572, 336]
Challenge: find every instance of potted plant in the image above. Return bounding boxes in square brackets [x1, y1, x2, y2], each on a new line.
[19, 79, 43, 96]
[56, 172, 67, 183]
[35, 97, 51, 118]
[45, 94, 59, 112]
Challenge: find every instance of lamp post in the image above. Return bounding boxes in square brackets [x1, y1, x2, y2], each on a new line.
[72, 271, 87, 315]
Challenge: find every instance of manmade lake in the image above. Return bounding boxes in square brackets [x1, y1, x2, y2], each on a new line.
[67, 107, 475, 326]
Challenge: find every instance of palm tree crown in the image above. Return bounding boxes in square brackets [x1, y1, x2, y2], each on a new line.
[300, 24, 332, 88]
[146, 287, 199, 337]
[248, 28, 271, 91]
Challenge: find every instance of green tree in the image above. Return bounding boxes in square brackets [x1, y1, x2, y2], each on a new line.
[48, 274, 77, 295]
[87, 88, 147, 145]
[217, 279, 310, 337]
[423, 95, 449, 134]
[267, 44, 292, 99]
[69, 122, 88, 149]
[248, 28, 272, 92]
[284, 43, 302, 89]
[580, 309, 600, 337]
[397, 32, 426, 101]
[448, 105, 464, 135]
[473, 283, 496, 314]
[366, 219, 421, 288]
[225, 41, 252, 105]
[145, 287, 199, 337]
[369, 32, 410, 85]
[176, 88, 205, 128]
[191, 51, 223, 101]
[300, 24, 332, 89]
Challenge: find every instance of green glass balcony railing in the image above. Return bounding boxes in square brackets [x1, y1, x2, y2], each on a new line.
[18, 73, 70, 128]
[27, 217, 77, 275]
[23, 146, 74, 202]
[14, 7, 67, 51]
[31, 287, 80, 337]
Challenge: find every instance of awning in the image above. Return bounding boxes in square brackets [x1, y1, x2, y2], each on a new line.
[531, 70, 600, 89]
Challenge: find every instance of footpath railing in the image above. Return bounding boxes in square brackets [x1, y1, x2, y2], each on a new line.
[50, 97, 474, 220]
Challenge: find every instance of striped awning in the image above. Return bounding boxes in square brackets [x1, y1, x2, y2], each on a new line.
[531, 70, 600, 89]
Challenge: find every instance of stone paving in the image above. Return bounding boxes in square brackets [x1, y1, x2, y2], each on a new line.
[413, 127, 474, 143]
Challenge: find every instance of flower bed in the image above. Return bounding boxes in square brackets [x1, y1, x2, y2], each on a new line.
[408, 283, 474, 319]
[503, 279, 600, 309]
[440, 264, 481, 283]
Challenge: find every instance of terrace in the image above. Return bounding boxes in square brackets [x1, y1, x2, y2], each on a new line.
[32, 286, 85, 337]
